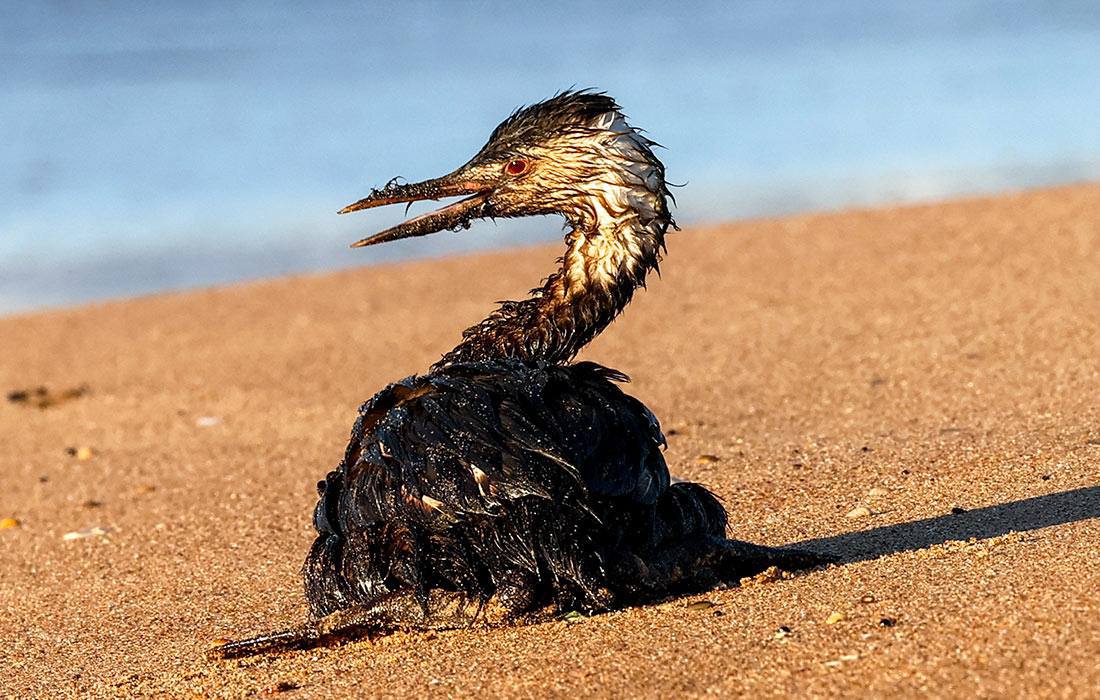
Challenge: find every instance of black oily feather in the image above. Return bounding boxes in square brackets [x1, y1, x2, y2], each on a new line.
[303, 360, 723, 619]
[479, 89, 619, 160]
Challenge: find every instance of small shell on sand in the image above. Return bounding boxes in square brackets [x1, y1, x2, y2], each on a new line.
[62, 526, 112, 541]
[846, 506, 871, 519]
[685, 599, 718, 610]
[562, 610, 588, 624]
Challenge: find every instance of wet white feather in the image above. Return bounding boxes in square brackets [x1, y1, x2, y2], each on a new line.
[561, 112, 664, 289]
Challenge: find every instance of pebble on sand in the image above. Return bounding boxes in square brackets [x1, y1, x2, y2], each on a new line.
[264, 681, 300, 694]
[825, 611, 846, 625]
[740, 565, 789, 587]
[846, 506, 872, 519]
[7, 384, 90, 409]
[65, 446, 95, 460]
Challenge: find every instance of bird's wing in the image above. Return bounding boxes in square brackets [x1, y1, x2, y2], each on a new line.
[538, 361, 670, 506]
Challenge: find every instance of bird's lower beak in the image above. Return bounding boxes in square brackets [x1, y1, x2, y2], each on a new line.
[338, 174, 493, 248]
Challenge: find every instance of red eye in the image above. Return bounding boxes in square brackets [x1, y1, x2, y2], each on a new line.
[504, 159, 529, 175]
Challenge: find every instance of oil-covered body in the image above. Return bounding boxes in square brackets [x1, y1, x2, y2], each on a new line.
[305, 360, 734, 621]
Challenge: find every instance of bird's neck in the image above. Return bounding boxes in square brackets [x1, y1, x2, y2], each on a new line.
[435, 165, 672, 370]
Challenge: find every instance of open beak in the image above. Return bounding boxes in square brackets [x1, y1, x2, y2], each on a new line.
[338, 173, 493, 248]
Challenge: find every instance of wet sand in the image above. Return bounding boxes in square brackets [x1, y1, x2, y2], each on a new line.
[2, 185, 1099, 698]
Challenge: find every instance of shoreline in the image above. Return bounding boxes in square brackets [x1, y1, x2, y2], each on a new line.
[8, 180, 1097, 322]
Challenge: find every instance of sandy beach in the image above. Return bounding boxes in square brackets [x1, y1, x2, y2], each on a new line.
[2, 185, 1099, 698]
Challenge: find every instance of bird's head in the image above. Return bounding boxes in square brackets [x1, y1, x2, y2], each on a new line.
[339, 90, 670, 248]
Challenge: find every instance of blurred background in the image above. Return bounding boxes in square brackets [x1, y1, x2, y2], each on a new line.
[3, 1, 1098, 316]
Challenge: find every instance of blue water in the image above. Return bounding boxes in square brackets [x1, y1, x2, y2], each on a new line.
[3, 1, 1099, 315]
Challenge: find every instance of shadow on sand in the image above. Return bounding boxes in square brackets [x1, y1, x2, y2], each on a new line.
[789, 486, 1100, 564]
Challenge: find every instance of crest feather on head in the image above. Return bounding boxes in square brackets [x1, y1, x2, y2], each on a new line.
[481, 89, 622, 157]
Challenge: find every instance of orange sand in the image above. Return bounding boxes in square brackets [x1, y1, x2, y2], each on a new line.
[2, 185, 1099, 698]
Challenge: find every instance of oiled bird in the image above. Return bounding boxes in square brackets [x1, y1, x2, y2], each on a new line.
[215, 90, 828, 657]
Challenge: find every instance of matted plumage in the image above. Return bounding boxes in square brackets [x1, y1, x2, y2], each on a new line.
[214, 91, 829, 658]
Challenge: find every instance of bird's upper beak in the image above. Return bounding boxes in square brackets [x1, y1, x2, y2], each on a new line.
[338, 171, 493, 248]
